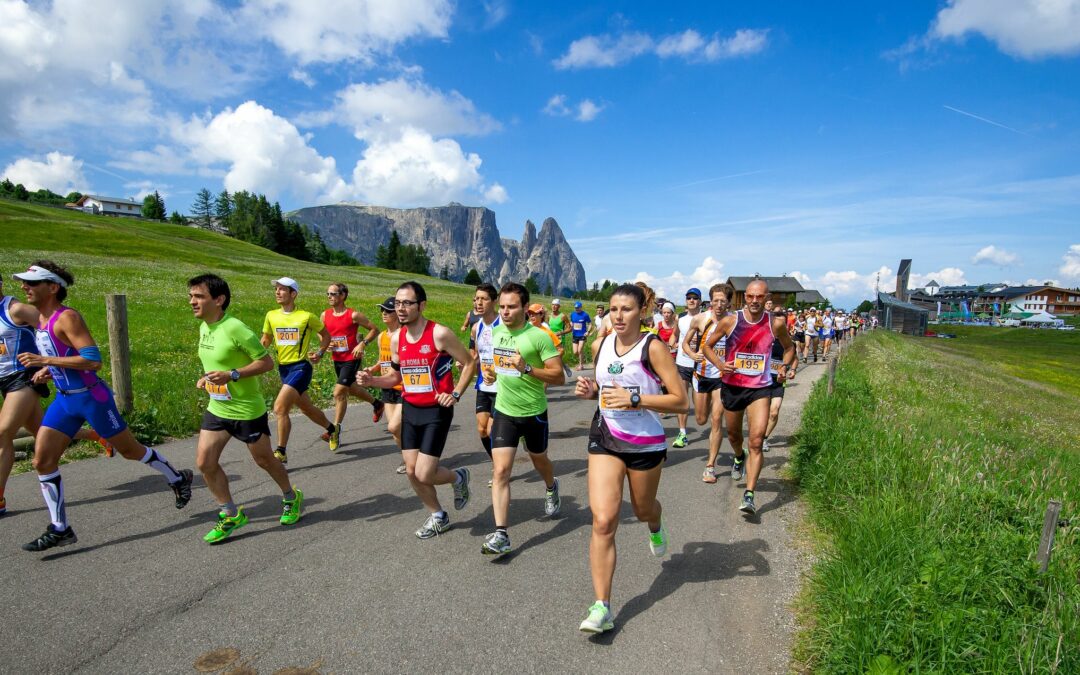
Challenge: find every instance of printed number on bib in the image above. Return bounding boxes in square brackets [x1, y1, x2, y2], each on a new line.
[492, 347, 521, 377]
[0, 341, 6, 356]
[770, 361, 783, 374]
[599, 383, 642, 418]
[733, 352, 765, 376]
[379, 361, 394, 377]
[205, 382, 231, 401]
[573, 322, 583, 331]
[401, 365, 433, 393]
[329, 335, 349, 352]
[275, 327, 299, 346]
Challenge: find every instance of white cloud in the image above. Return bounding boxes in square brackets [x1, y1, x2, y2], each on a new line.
[482, 0, 509, 28]
[932, 0, 1080, 59]
[242, 0, 452, 65]
[174, 101, 348, 204]
[576, 99, 604, 122]
[2, 152, 88, 193]
[1025, 277, 1060, 286]
[972, 244, 1019, 266]
[787, 270, 813, 286]
[290, 68, 316, 87]
[554, 27, 768, 69]
[301, 78, 500, 141]
[633, 256, 726, 303]
[1060, 244, 1080, 279]
[910, 267, 968, 288]
[543, 94, 570, 117]
[123, 180, 166, 202]
[483, 183, 509, 204]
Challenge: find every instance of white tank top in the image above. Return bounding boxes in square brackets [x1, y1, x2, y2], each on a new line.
[595, 333, 666, 454]
[674, 312, 696, 367]
[695, 316, 724, 379]
[0, 296, 34, 378]
[474, 316, 499, 394]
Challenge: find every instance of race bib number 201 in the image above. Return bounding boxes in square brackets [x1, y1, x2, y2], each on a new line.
[275, 327, 299, 346]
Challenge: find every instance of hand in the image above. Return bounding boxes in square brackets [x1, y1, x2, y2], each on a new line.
[31, 368, 51, 385]
[17, 352, 45, 368]
[574, 376, 597, 400]
[481, 364, 496, 385]
[205, 370, 230, 386]
[717, 361, 736, 375]
[351, 343, 365, 359]
[786, 366, 796, 381]
[309, 350, 324, 363]
[355, 370, 373, 387]
[436, 392, 458, 407]
[509, 353, 527, 373]
[600, 381, 632, 410]
[196, 377, 207, 390]
[692, 351, 704, 363]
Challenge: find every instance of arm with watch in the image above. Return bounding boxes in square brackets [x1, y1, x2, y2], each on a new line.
[199, 354, 274, 389]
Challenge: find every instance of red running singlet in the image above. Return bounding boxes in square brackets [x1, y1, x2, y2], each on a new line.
[397, 320, 454, 406]
[322, 308, 360, 363]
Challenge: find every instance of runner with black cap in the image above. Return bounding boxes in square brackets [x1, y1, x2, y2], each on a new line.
[368, 296, 406, 473]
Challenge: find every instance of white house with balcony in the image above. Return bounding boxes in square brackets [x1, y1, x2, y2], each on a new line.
[67, 194, 141, 218]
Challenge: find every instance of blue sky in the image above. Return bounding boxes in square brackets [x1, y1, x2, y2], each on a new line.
[3, 0, 1079, 307]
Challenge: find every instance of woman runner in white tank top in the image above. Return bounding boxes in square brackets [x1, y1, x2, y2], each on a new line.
[573, 282, 688, 635]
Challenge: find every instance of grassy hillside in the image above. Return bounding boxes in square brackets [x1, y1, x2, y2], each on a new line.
[0, 200, 511, 443]
[792, 329, 1079, 672]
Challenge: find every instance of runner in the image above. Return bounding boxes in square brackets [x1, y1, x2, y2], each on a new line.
[15, 262, 193, 551]
[369, 297, 406, 473]
[469, 283, 499, 459]
[1, 277, 110, 517]
[479, 282, 565, 557]
[356, 281, 477, 539]
[548, 298, 570, 349]
[681, 283, 732, 483]
[792, 311, 806, 362]
[656, 302, 679, 358]
[322, 282, 384, 450]
[527, 304, 573, 380]
[261, 277, 336, 464]
[574, 282, 688, 634]
[702, 279, 795, 515]
[804, 309, 819, 363]
[821, 309, 835, 358]
[189, 274, 302, 543]
[763, 309, 798, 452]
[671, 287, 703, 450]
[568, 301, 592, 371]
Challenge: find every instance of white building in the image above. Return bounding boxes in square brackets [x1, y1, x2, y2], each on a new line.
[68, 194, 141, 218]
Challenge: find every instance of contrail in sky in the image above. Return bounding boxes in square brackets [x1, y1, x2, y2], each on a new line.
[943, 105, 1029, 136]
[667, 169, 768, 190]
[82, 162, 130, 182]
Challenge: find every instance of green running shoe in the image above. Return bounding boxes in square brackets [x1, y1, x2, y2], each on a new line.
[328, 424, 341, 452]
[203, 508, 248, 544]
[579, 601, 614, 634]
[649, 518, 668, 557]
[280, 487, 303, 525]
[672, 431, 688, 449]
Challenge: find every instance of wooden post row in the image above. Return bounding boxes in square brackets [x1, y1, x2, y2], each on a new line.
[1037, 500, 1062, 574]
[827, 357, 837, 396]
[105, 294, 133, 414]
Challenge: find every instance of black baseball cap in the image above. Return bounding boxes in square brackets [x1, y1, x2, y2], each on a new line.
[377, 296, 396, 312]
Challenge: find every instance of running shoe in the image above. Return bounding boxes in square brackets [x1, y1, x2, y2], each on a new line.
[319, 431, 330, 442]
[273, 449, 288, 464]
[0, 495, 6, 516]
[740, 490, 757, 515]
[171, 469, 194, 509]
[328, 424, 341, 452]
[544, 478, 561, 516]
[280, 488, 303, 525]
[87, 430, 114, 458]
[396, 462, 407, 474]
[702, 465, 717, 483]
[732, 456, 745, 482]
[649, 518, 668, 557]
[481, 530, 511, 556]
[372, 399, 385, 423]
[415, 512, 450, 539]
[22, 523, 77, 551]
[672, 431, 688, 449]
[762, 438, 771, 453]
[203, 508, 248, 544]
[452, 467, 471, 510]
[579, 602, 614, 634]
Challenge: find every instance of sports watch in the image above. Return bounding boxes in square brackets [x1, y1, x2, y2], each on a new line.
[523, 364, 533, 375]
[630, 392, 641, 408]
[451, 391, 462, 401]
[230, 369, 241, 381]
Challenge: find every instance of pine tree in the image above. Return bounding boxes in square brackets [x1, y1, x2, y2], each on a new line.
[524, 276, 540, 294]
[214, 190, 233, 232]
[440, 266, 450, 280]
[191, 188, 214, 229]
[463, 268, 482, 285]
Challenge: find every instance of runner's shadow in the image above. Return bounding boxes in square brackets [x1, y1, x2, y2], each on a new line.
[302, 491, 420, 523]
[591, 538, 771, 642]
[66, 471, 240, 509]
[738, 476, 798, 519]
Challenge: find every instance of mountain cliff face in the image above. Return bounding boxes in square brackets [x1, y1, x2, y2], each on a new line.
[287, 203, 587, 293]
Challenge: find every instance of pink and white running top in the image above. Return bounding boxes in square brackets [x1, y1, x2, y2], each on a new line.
[595, 333, 666, 453]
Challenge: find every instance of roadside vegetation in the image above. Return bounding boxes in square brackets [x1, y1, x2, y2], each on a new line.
[793, 329, 1079, 673]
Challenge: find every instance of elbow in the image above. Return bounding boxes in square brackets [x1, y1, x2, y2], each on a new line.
[87, 360, 103, 372]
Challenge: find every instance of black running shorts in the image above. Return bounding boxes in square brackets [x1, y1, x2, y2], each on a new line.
[201, 411, 271, 444]
[0, 369, 49, 398]
[490, 409, 548, 454]
[380, 388, 402, 405]
[401, 401, 454, 457]
[475, 389, 497, 415]
[721, 383, 772, 412]
[333, 359, 362, 386]
[676, 364, 694, 384]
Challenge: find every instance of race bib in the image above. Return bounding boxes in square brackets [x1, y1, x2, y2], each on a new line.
[401, 365, 433, 393]
[329, 335, 350, 353]
[599, 383, 642, 418]
[493, 347, 521, 377]
[379, 360, 394, 377]
[205, 381, 231, 401]
[0, 341, 7, 356]
[770, 361, 783, 374]
[573, 322, 583, 331]
[733, 352, 765, 376]
[275, 327, 299, 345]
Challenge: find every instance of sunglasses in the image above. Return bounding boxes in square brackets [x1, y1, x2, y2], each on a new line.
[22, 279, 45, 286]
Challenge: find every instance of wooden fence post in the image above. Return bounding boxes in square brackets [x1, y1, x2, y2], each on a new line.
[105, 294, 133, 413]
[1037, 500, 1062, 574]
[827, 357, 837, 396]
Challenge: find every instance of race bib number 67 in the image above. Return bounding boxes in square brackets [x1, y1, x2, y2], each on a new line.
[401, 365, 433, 393]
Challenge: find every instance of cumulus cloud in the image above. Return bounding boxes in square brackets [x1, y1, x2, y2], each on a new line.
[554, 27, 768, 69]
[932, 0, 1080, 59]
[242, 0, 452, 65]
[909, 267, 968, 288]
[543, 94, 604, 122]
[1060, 244, 1080, 279]
[576, 99, 604, 122]
[787, 270, 813, 287]
[543, 94, 570, 117]
[633, 256, 726, 303]
[2, 152, 88, 193]
[972, 244, 1019, 266]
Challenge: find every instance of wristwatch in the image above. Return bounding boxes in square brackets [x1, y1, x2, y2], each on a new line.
[523, 364, 533, 375]
[451, 391, 462, 401]
[630, 392, 641, 408]
[230, 369, 240, 381]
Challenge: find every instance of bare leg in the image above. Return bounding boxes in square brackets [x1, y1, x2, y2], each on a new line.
[587, 453, 626, 602]
[743, 398, 770, 492]
[0, 388, 40, 497]
[490, 446, 516, 526]
[706, 392, 725, 467]
[765, 395, 783, 438]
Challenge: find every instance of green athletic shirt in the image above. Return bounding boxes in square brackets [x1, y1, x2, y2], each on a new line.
[491, 323, 559, 416]
[198, 313, 269, 421]
[262, 308, 322, 364]
[548, 312, 566, 334]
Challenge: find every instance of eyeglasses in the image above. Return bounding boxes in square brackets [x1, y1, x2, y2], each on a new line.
[394, 299, 419, 307]
[327, 292, 341, 296]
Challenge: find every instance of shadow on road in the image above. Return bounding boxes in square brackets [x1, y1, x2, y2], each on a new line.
[591, 538, 771, 642]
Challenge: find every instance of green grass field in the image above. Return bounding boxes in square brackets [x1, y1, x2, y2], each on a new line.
[792, 329, 1080, 673]
[0, 200, 571, 452]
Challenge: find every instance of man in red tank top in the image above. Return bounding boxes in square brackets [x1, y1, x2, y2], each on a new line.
[357, 281, 477, 539]
[321, 283, 384, 450]
[702, 279, 795, 516]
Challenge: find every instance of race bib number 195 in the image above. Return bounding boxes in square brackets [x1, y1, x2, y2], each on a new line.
[733, 352, 765, 376]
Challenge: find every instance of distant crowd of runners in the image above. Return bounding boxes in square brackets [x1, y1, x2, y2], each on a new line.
[0, 260, 868, 634]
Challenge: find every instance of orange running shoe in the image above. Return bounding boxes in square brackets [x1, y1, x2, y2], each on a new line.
[87, 430, 114, 458]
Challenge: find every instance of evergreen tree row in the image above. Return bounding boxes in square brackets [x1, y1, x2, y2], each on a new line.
[0, 178, 80, 206]
[374, 230, 432, 276]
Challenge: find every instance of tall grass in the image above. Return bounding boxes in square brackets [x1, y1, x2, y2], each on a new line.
[792, 331, 1079, 673]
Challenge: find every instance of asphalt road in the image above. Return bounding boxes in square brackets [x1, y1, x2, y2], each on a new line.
[1, 362, 825, 675]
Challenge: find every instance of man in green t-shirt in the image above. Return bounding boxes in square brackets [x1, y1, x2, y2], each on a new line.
[189, 274, 303, 544]
[478, 282, 565, 557]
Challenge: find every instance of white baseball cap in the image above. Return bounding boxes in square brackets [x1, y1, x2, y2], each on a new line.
[13, 265, 67, 287]
[551, 298, 561, 305]
[271, 277, 299, 293]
